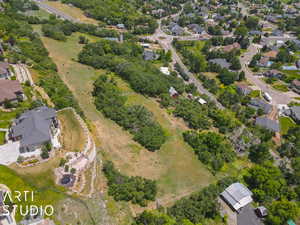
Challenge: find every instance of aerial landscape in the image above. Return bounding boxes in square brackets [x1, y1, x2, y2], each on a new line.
[0, 0, 300, 224]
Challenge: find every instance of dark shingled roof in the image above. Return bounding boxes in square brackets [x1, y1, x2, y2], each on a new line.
[209, 58, 231, 69]
[255, 116, 280, 132]
[248, 98, 272, 114]
[11, 107, 56, 148]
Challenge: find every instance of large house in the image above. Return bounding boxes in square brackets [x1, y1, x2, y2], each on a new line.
[0, 80, 24, 106]
[9, 107, 59, 153]
[0, 62, 10, 79]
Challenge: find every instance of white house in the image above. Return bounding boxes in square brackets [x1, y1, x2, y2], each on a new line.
[160, 67, 170, 75]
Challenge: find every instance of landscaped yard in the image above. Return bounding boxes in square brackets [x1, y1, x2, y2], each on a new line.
[272, 83, 289, 92]
[0, 132, 5, 145]
[37, 29, 217, 215]
[57, 108, 86, 152]
[279, 117, 296, 135]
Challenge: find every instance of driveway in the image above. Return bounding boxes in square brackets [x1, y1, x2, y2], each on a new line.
[0, 141, 20, 165]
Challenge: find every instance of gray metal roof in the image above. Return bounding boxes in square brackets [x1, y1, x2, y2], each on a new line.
[221, 183, 252, 204]
[255, 116, 280, 132]
[11, 107, 56, 148]
[209, 58, 231, 69]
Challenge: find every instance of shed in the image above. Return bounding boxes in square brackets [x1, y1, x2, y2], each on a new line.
[220, 183, 253, 212]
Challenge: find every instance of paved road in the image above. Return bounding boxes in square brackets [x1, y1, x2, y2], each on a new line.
[146, 10, 224, 109]
[33, 0, 81, 23]
[240, 44, 300, 105]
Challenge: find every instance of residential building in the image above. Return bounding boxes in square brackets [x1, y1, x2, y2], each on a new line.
[187, 24, 205, 34]
[170, 24, 184, 36]
[209, 58, 231, 69]
[290, 106, 300, 123]
[263, 70, 283, 79]
[291, 79, 300, 94]
[143, 50, 158, 61]
[237, 84, 252, 96]
[248, 98, 272, 114]
[0, 80, 24, 106]
[220, 183, 253, 212]
[160, 67, 170, 75]
[222, 42, 241, 53]
[0, 62, 10, 79]
[257, 56, 273, 67]
[255, 116, 280, 132]
[263, 50, 278, 59]
[9, 107, 59, 153]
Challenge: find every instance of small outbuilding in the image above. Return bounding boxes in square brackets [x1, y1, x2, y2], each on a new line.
[220, 183, 253, 212]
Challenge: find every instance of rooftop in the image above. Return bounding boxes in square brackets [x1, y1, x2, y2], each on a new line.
[0, 80, 23, 103]
[255, 116, 280, 132]
[11, 107, 56, 148]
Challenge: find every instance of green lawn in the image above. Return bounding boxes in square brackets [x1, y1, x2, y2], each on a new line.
[0, 166, 65, 221]
[0, 131, 5, 145]
[272, 83, 289, 92]
[249, 90, 261, 98]
[279, 117, 296, 135]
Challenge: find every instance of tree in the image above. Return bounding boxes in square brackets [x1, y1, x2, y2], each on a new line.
[234, 25, 248, 37]
[133, 211, 176, 225]
[249, 143, 273, 164]
[265, 200, 299, 225]
[244, 162, 287, 202]
[218, 69, 239, 85]
[41, 148, 49, 159]
[230, 57, 241, 70]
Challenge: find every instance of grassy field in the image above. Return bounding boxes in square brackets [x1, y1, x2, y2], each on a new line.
[36, 29, 216, 213]
[57, 108, 86, 152]
[0, 131, 5, 145]
[279, 117, 296, 135]
[44, 1, 98, 25]
[0, 165, 64, 221]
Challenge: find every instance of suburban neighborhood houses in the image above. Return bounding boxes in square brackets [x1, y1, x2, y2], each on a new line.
[0, 0, 300, 224]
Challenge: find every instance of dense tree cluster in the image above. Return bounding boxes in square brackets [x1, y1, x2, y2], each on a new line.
[61, 0, 157, 34]
[173, 99, 212, 130]
[93, 75, 166, 151]
[173, 40, 207, 73]
[166, 177, 237, 224]
[79, 39, 183, 96]
[183, 131, 236, 171]
[103, 161, 157, 206]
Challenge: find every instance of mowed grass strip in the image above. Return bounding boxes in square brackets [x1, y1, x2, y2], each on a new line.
[279, 116, 296, 135]
[38, 31, 216, 205]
